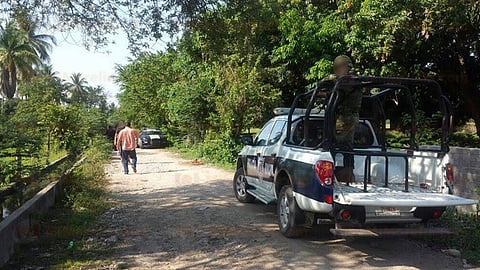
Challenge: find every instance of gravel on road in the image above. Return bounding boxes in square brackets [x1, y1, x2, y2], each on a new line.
[102, 148, 472, 270]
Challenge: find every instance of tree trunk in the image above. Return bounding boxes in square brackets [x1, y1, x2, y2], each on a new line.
[1, 66, 17, 99]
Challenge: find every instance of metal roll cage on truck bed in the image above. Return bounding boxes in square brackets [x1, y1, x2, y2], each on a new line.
[234, 75, 477, 238]
[287, 76, 452, 193]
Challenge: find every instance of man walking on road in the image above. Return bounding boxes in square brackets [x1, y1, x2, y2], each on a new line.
[116, 122, 140, 174]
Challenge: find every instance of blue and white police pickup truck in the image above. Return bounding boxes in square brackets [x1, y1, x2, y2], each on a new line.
[233, 76, 477, 238]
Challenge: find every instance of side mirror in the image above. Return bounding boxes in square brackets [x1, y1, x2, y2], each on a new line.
[240, 134, 254, 145]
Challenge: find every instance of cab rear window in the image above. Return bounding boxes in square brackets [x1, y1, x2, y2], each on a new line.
[289, 118, 374, 147]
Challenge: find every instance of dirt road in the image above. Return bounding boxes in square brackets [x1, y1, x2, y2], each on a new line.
[103, 149, 471, 270]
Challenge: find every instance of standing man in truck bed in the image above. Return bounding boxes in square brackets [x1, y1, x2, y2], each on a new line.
[319, 55, 363, 183]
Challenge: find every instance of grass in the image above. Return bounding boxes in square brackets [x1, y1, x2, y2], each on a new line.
[4, 138, 114, 269]
[421, 186, 480, 265]
[425, 206, 480, 265]
[172, 143, 237, 171]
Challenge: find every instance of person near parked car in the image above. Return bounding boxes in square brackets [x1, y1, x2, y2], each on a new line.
[116, 122, 140, 174]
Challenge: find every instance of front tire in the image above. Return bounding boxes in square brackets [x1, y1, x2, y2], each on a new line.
[233, 168, 255, 203]
[277, 185, 307, 238]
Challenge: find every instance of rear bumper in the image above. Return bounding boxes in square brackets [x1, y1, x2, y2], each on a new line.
[141, 139, 167, 148]
[333, 204, 446, 224]
[330, 227, 453, 237]
[293, 192, 332, 213]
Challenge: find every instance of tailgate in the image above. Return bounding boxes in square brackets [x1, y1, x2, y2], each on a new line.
[335, 184, 478, 207]
[339, 192, 477, 207]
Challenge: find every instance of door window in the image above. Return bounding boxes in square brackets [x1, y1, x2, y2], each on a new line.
[267, 121, 286, 145]
[254, 121, 274, 146]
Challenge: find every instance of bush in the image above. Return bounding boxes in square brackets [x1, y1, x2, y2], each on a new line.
[431, 207, 480, 265]
[449, 133, 480, 148]
[6, 136, 113, 268]
[175, 139, 242, 169]
[64, 137, 111, 215]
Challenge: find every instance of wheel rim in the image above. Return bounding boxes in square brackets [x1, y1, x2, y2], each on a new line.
[235, 174, 247, 198]
[279, 192, 290, 228]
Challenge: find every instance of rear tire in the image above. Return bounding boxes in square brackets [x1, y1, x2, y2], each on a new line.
[233, 168, 255, 203]
[277, 185, 307, 238]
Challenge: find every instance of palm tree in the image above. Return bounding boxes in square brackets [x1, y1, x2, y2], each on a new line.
[86, 85, 108, 110]
[0, 21, 39, 99]
[67, 73, 89, 104]
[38, 64, 67, 104]
[38, 63, 57, 78]
[0, 14, 55, 99]
[17, 16, 56, 62]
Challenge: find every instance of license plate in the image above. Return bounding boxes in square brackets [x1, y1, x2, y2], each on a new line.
[150, 135, 160, 139]
[375, 207, 401, 216]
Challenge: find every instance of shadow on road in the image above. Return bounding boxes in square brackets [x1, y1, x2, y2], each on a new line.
[100, 174, 462, 269]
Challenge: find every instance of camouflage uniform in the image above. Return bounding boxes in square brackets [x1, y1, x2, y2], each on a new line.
[321, 55, 361, 184]
[322, 55, 362, 149]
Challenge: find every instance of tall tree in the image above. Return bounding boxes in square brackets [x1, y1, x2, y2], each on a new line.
[67, 73, 89, 104]
[86, 85, 108, 111]
[341, 0, 480, 135]
[17, 16, 56, 62]
[0, 21, 39, 98]
[0, 14, 55, 99]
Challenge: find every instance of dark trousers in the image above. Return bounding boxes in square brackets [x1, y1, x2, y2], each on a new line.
[121, 150, 137, 174]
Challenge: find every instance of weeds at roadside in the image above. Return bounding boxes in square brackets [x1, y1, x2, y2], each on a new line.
[4, 137, 114, 269]
[172, 140, 239, 171]
[423, 206, 480, 266]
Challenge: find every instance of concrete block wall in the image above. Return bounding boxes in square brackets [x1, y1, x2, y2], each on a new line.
[449, 147, 480, 213]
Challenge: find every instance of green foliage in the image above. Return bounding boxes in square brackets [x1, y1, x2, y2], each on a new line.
[0, 14, 55, 99]
[449, 133, 480, 148]
[164, 61, 214, 143]
[212, 56, 281, 142]
[0, 98, 43, 182]
[431, 208, 480, 265]
[0, 11, 114, 184]
[1, 0, 216, 51]
[1, 0, 479, 136]
[64, 137, 111, 213]
[18, 73, 65, 104]
[114, 0, 480, 167]
[273, 2, 347, 81]
[8, 138, 113, 268]
[177, 140, 240, 168]
[115, 53, 171, 128]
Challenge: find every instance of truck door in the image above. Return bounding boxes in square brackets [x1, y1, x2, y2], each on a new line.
[257, 120, 286, 189]
[245, 120, 275, 184]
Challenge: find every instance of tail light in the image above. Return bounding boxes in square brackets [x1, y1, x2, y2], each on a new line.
[324, 195, 333, 204]
[315, 161, 334, 186]
[340, 210, 351, 220]
[445, 163, 454, 182]
[432, 210, 443, 219]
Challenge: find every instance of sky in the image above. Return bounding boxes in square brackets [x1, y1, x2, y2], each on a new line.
[49, 32, 165, 104]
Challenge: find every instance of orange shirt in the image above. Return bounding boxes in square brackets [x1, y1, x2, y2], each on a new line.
[117, 126, 140, 151]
